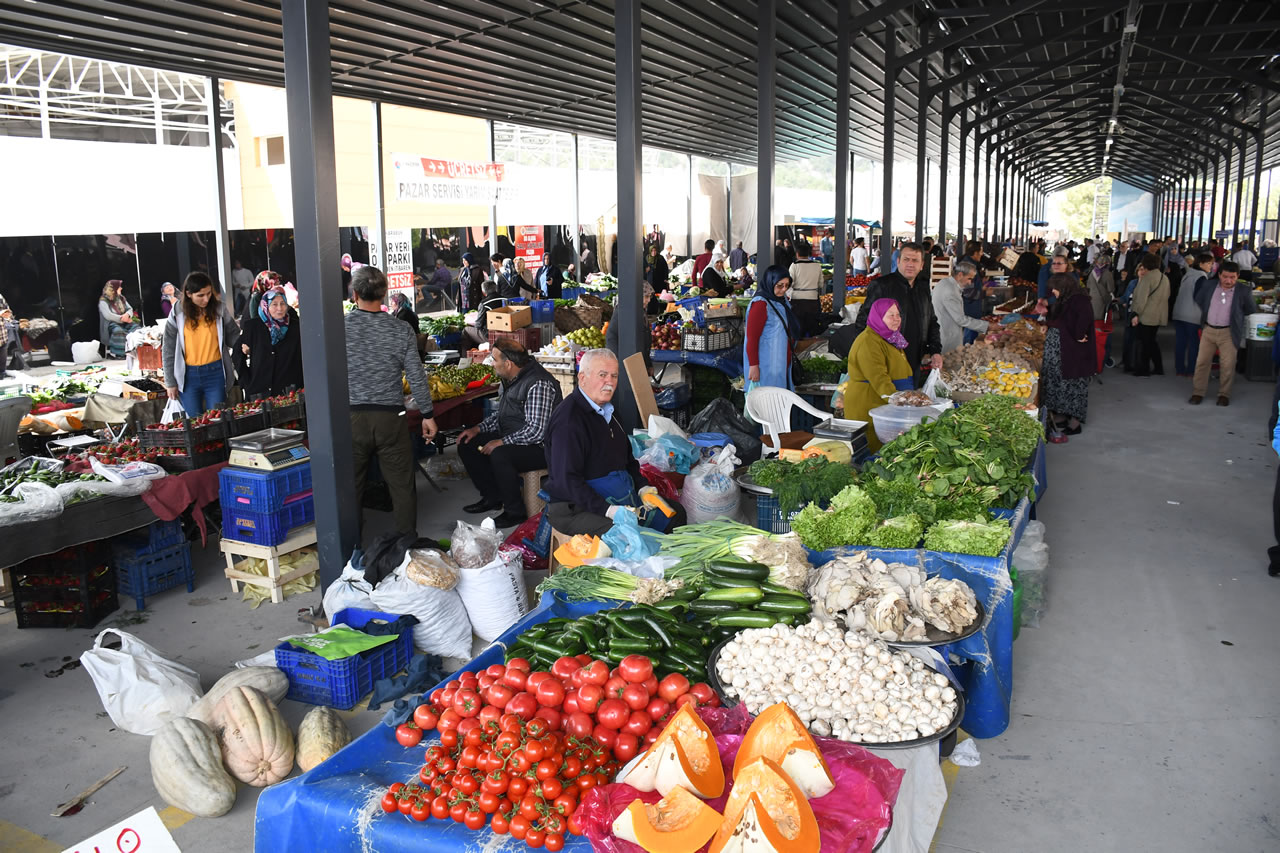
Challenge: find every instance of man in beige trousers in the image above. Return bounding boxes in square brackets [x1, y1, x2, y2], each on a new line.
[1190, 261, 1257, 407]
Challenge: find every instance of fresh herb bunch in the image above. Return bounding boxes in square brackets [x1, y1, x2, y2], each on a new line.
[867, 514, 924, 549]
[952, 394, 1043, 459]
[421, 314, 466, 335]
[791, 484, 877, 552]
[748, 456, 858, 515]
[796, 356, 844, 383]
[923, 517, 1012, 557]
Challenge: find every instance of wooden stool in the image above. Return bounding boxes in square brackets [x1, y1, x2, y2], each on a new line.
[522, 468, 549, 517]
[548, 528, 572, 575]
[220, 524, 318, 604]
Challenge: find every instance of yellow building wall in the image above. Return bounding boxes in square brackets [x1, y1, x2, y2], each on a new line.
[226, 81, 490, 230]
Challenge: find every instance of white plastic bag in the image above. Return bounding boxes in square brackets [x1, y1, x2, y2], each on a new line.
[455, 547, 529, 643]
[921, 369, 950, 400]
[79, 629, 203, 735]
[321, 558, 376, 623]
[0, 481, 64, 527]
[646, 413, 688, 440]
[682, 444, 742, 523]
[369, 557, 473, 659]
[160, 397, 186, 424]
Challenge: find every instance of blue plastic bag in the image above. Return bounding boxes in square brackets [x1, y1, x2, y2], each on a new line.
[601, 509, 660, 562]
[638, 433, 700, 474]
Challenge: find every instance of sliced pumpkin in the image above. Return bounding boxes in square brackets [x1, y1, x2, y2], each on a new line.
[553, 535, 611, 568]
[619, 704, 724, 798]
[709, 757, 819, 853]
[734, 703, 835, 799]
[612, 786, 722, 853]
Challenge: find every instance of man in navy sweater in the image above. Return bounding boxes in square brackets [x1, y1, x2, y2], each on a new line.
[543, 349, 685, 536]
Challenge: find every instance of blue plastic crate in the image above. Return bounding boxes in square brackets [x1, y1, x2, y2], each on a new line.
[531, 299, 555, 324]
[274, 608, 414, 710]
[431, 331, 463, 349]
[560, 286, 584, 300]
[222, 496, 315, 546]
[112, 519, 185, 558]
[116, 542, 193, 611]
[219, 464, 313, 514]
[754, 493, 798, 534]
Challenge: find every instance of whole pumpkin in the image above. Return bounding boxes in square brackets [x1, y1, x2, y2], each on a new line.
[150, 717, 237, 817]
[296, 706, 352, 772]
[187, 667, 289, 726]
[212, 685, 295, 787]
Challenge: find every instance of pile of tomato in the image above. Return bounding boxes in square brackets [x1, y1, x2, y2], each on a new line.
[380, 653, 719, 848]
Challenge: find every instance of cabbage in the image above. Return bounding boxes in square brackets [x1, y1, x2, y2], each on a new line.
[867, 514, 924, 550]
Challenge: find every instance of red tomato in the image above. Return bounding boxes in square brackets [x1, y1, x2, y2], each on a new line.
[485, 683, 515, 710]
[449, 801, 468, 822]
[411, 799, 430, 821]
[502, 667, 528, 692]
[592, 724, 618, 750]
[507, 691, 538, 721]
[464, 807, 486, 830]
[618, 654, 654, 684]
[552, 792, 578, 816]
[657, 672, 690, 703]
[540, 776, 563, 800]
[397, 794, 415, 815]
[576, 684, 604, 714]
[535, 758, 558, 781]
[452, 688, 482, 718]
[412, 704, 439, 730]
[534, 706, 562, 731]
[673, 692, 698, 710]
[455, 772, 479, 795]
[506, 657, 531, 673]
[646, 697, 670, 720]
[623, 710, 652, 737]
[456, 717, 482, 736]
[429, 795, 449, 820]
[564, 711, 594, 739]
[459, 744, 482, 768]
[491, 811, 510, 834]
[545, 832, 565, 852]
[441, 687, 458, 707]
[561, 689, 580, 715]
[523, 738, 546, 762]
[429, 688, 445, 705]
[477, 673, 496, 690]
[603, 676, 628, 700]
[574, 653, 592, 666]
[567, 811, 584, 836]
[478, 790, 501, 814]
[486, 663, 507, 679]
[579, 660, 609, 686]
[569, 668, 585, 690]
[509, 814, 530, 840]
[535, 679, 566, 708]
[438, 708, 462, 731]
[526, 718, 550, 739]
[621, 683, 650, 711]
[543, 811, 568, 835]
[551, 656, 579, 680]
[478, 704, 502, 729]
[689, 682, 717, 706]
[380, 792, 398, 813]
[395, 723, 423, 747]
[525, 827, 546, 848]
[519, 794, 542, 821]
[500, 713, 523, 732]
[641, 674, 659, 697]
[460, 674, 480, 689]
[439, 729, 458, 748]
[508, 776, 529, 800]
[596, 698, 630, 729]
[613, 732, 640, 761]
[643, 726, 662, 747]
[526, 671, 553, 690]
[705, 692, 722, 707]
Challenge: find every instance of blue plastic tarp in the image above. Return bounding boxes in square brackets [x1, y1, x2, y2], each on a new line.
[254, 592, 617, 853]
[649, 347, 743, 378]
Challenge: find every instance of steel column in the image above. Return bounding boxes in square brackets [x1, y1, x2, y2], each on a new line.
[957, 116, 968, 242]
[572, 134, 581, 273]
[1232, 125, 1245, 246]
[881, 20, 897, 260]
[1221, 144, 1232, 236]
[614, 0, 643, 431]
[1208, 156, 1218, 242]
[687, 154, 693, 257]
[983, 140, 993, 240]
[914, 21, 931, 243]
[205, 77, 232, 296]
[1248, 85, 1267, 248]
[488, 121, 500, 257]
[938, 58, 951, 247]
[833, 0, 851, 288]
[371, 102, 386, 277]
[281, 0, 356, 586]
[758, 0, 777, 265]
[971, 124, 982, 241]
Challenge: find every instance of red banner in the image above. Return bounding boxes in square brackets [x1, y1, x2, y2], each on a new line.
[516, 226, 544, 262]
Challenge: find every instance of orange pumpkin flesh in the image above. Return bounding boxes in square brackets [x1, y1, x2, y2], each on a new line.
[734, 703, 835, 799]
[612, 785, 722, 853]
[622, 704, 725, 798]
[709, 757, 819, 853]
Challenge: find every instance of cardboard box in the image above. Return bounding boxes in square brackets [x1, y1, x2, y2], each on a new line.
[487, 305, 532, 331]
[121, 379, 164, 401]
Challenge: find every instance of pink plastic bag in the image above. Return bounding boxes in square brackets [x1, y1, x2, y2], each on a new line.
[578, 704, 904, 853]
[501, 514, 548, 572]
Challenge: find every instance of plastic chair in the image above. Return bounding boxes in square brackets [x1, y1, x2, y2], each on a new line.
[0, 395, 32, 467]
[745, 386, 828, 457]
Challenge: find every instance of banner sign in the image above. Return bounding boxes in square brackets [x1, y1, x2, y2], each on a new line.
[393, 153, 517, 205]
[370, 227, 415, 300]
[516, 226, 544, 262]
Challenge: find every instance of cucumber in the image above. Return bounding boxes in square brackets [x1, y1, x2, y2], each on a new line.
[697, 586, 765, 604]
[761, 580, 808, 597]
[688, 598, 739, 614]
[667, 637, 702, 659]
[755, 595, 812, 614]
[608, 637, 653, 656]
[708, 560, 771, 581]
[711, 611, 779, 628]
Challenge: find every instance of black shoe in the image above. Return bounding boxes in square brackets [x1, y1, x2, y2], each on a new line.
[463, 499, 502, 514]
[490, 511, 527, 529]
[1064, 424, 1082, 435]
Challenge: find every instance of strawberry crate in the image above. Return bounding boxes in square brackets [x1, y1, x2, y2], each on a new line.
[155, 442, 229, 472]
[219, 463, 312, 514]
[487, 327, 541, 350]
[140, 410, 232, 449]
[265, 391, 306, 427]
[13, 555, 118, 629]
[680, 328, 739, 352]
[274, 608, 414, 709]
[115, 542, 194, 610]
[222, 494, 315, 546]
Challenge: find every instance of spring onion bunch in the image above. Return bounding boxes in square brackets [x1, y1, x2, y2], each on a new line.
[658, 519, 811, 590]
[535, 565, 685, 604]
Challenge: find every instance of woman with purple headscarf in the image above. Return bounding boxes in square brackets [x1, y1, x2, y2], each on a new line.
[845, 298, 914, 451]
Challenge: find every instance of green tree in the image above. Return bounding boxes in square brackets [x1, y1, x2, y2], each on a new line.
[1056, 178, 1109, 240]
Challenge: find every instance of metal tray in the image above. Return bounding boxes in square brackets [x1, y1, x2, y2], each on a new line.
[707, 635, 966, 751]
[227, 427, 305, 453]
[881, 598, 985, 648]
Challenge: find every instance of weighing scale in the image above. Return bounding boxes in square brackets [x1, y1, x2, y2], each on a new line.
[227, 428, 310, 471]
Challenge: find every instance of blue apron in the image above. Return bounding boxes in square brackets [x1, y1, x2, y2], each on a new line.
[585, 470, 673, 533]
[743, 295, 794, 392]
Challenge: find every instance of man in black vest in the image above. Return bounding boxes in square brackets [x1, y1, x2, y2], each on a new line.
[457, 338, 563, 528]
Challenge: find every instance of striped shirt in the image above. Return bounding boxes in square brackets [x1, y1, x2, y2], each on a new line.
[344, 308, 433, 417]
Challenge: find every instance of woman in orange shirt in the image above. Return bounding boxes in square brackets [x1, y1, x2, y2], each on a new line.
[162, 272, 238, 415]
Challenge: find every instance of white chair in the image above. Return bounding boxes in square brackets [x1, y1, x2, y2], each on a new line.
[0, 395, 32, 467]
[745, 386, 828, 456]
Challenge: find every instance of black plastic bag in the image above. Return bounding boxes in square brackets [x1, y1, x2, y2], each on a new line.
[688, 398, 762, 464]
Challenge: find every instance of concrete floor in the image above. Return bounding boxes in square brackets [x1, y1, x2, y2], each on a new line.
[2, 330, 1278, 851]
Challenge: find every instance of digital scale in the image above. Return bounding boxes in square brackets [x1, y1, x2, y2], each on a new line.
[227, 428, 310, 471]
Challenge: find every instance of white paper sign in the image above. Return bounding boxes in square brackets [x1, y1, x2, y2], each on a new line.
[63, 806, 181, 853]
[370, 227, 415, 303]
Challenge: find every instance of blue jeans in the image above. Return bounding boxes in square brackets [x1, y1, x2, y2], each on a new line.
[1173, 320, 1200, 375]
[179, 361, 226, 416]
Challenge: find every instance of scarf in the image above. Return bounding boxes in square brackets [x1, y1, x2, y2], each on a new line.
[867, 298, 909, 350]
[101, 280, 129, 315]
[257, 286, 290, 345]
[755, 266, 802, 340]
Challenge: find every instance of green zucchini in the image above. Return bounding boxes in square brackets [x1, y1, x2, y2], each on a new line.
[609, 619, 651, 641]
[755, 595, 812, 614]
[697, 586, 765, 604]
[638, 614, 676, 649]
[688, 598, 739, 614]
[710, 611, 779, 628]
[700, 573, 755, 589]
[660, 649, 708, 677]
[761, 580, 808, 598]
[607, 637, 653, 656]
[708, 560, 771, 581]
[650, 599, 689, 615]
[667, 637, 702, 659]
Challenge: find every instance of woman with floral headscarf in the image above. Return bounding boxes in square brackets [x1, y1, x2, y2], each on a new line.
[388, 291, 418, 332]
[236, 284, 303, 398]
[845, 298, 914, 451]
[241, 270, 281, 327]
[98, 279, 141, 358]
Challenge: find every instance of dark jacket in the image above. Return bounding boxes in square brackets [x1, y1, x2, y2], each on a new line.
[645, 255, 669, 291]
[852, 271, 942, 386]
[700, 266, 730, 298]
[606, 310, 653, 370]
[393, 305, 418, 333]
[235, 307, 304, 398]
[496, 360, 563, 440]
[460, 265, 485, 310]
[1194, 278, 1258, 350]
[492, 269, 520, 300]
[544, 388, 642, 517]
[1047, 293, 1095, 379]
[536, 264, 565, 299]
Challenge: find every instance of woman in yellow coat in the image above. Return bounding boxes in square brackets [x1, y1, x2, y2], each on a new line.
[845, 298, 914, 451]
